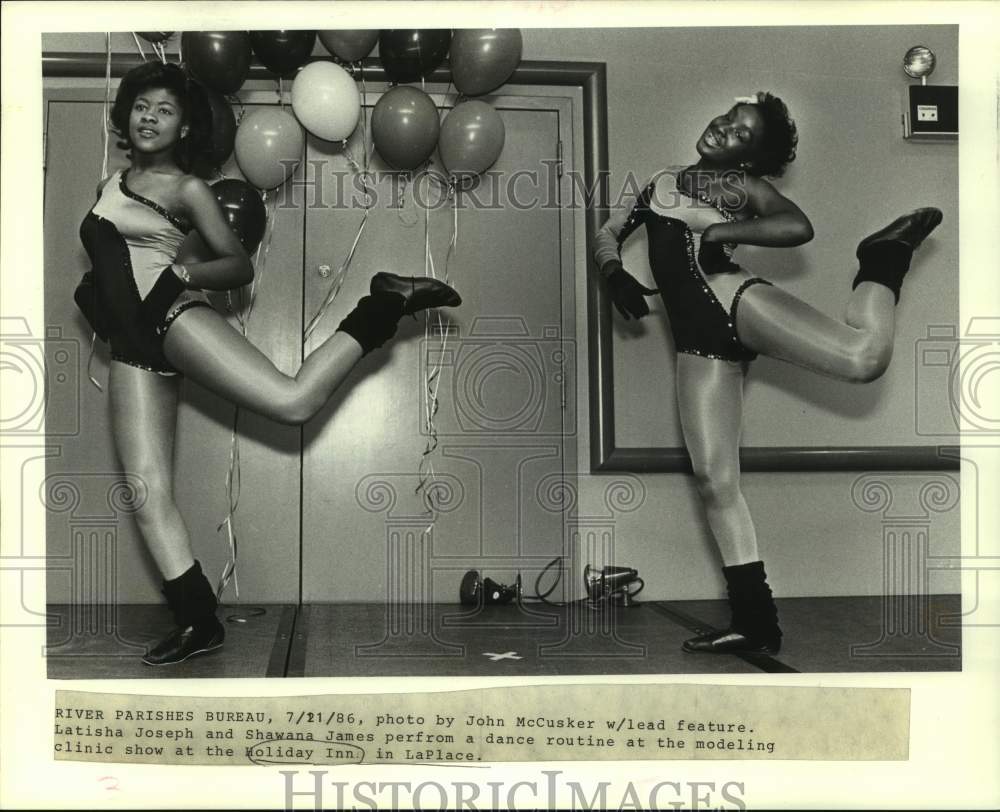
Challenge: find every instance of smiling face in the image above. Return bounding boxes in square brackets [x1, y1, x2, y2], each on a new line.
[696, 104, 766, 168]
[128, 87, 187, 153]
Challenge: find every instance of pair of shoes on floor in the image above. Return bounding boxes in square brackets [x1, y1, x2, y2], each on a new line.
[370, 271, 462, 314]
[142, 616, 225, 666]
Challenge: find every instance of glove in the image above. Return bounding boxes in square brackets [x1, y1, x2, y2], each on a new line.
[141, 265, 187, 330]
[697, 238, 741, 276]
[603, 262, 658, 321]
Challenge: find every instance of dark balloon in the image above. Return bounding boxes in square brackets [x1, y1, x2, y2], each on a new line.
[318, 30, 378, 63]
[182, 31, 252, 95]
[249, 30, 317, 76]
[173, 179, 267, 263]
[137, 31, 173, 44]
[450, 29, 523, 96]
[205, 87, 237, 167]
[379, 29, 452, 84]
[372, 86, 440, 171]
[212, 179, 268, 254]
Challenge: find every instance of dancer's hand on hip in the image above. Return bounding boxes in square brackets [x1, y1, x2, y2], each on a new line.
[698, 228, 742, 276]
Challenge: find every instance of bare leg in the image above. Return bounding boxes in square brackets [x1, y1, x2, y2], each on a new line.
[162, 307, 364, 425]
[736, 281, 895, 382]
[107, 361, 193, 580]
[675, 354, 758, 566]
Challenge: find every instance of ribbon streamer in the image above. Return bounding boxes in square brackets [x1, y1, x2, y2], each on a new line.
[131, 32, 147, 62]
[303, 66, 374, 340]
[214, 190, 278, 599]
[415, 167, 459, 519]
[85, 34, 114, 392]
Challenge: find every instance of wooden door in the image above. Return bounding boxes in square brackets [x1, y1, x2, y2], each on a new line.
[300, 94, 576, 603]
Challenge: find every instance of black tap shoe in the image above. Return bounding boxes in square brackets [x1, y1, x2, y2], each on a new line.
[370, 272, 462, 315]
[682, 629, 781, 655]
[856, 207, 943, 259]
[142, 617, 225, 666]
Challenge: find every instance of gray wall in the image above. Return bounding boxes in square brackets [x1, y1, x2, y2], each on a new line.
[42, 27, 960, 600]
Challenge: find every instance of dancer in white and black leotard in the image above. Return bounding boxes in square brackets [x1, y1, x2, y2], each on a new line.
[76, 61, 462, 666]
[594, 92, 942, 654]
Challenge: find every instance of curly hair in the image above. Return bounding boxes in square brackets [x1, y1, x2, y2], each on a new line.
[747, 91, 798, 178]
[109, 61, 214, 175]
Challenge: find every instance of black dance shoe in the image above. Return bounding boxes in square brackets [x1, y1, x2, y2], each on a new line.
[682, 629, 781, 655]
[370, 272, 462, 314]
[142, 617, 225, 666]
[856, 208, 943, 259]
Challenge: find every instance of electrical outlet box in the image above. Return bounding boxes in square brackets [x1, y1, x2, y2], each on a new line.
[903, 84, 958, 140]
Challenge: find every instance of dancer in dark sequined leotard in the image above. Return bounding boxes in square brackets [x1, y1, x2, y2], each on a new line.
[593, 93, 942, 655]
[75, 62, 461, 667]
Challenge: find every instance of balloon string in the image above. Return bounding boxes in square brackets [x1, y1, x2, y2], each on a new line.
[86, 331, 103, 391]
[155, 41, 168, 64]
[85, 33, 114, 392]
[177, 33, 183, 65]
[415, 173, 457, 520]
[302, 89, 373, 340]
[101, 34, 111, 180]
[131, 32, 147, 62]
[215, 190, 276, 599]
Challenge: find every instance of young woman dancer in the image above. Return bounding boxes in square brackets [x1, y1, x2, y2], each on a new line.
[593, 92, 942, 655]
[77, 61, 461, 666]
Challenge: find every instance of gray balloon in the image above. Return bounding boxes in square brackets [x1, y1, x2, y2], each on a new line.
[318, 30, 379, 63]
[450, 29, 523, 96]
[372, 86, 441, 171]
[438, 100, 505, 179]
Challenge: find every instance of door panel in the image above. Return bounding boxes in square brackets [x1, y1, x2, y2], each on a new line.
[301, 100, 573, 602]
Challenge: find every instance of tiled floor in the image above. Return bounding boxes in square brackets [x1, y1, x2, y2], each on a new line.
[46, 595, 961, 679]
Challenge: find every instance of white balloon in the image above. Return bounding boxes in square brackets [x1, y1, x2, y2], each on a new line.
[290, 61, 361, 142]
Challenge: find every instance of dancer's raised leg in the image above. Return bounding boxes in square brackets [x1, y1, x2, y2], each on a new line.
[735, 208, 942, 381]
[162, 275, 461, 425]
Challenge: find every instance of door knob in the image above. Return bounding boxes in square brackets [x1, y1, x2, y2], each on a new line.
[317, 264, 331, 278]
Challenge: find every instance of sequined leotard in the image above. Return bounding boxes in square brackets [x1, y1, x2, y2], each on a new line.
[77, 169, 212, 374]
[594, 170, 772, 362]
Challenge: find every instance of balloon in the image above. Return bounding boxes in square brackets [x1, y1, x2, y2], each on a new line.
[249, 30, 316, 76]
[137, 32, 173, 44]
[438, 100, 505, 179]
[379, 29, 452, 84]
[290, 61, 360, 142]
[234, 108, 304, 190]
[182, 31, 252, 95]
[205, 87, 237, 167]
[212, 179, 268, 253]
[318, 30, 379, 63]
[372, 86, 440, 171]
[450, 29, 522, 96]
[175, 179, 267, 262]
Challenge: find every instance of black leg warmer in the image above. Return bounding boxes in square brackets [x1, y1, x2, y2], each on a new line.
[682, 560, 782, 654]
[335, 293, 407, 355]
[162, 559, 218, 631]
[722, 560, 782, 650]
[852, 241, 915, 304]
[143, 560, 224, 666]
